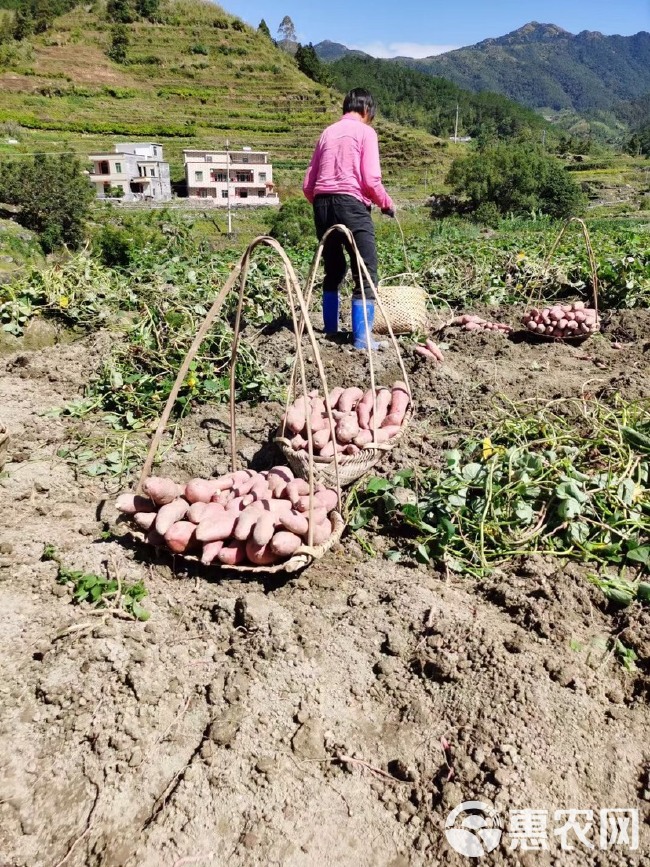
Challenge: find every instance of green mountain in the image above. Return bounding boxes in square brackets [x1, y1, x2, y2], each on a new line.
[389, 23, 650, 114]
[313, 40, 368, 62]
[327, 55, 550, 141]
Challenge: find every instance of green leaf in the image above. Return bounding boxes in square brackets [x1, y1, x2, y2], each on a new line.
[366, 477, 392, 494]
[568, 521, 589, 544]
[636, 582, 650, 602]
[131, 600, 151, 621]
[414, 543, 431, 564]
[385, 549, 402, 562]
[626, 546, 650, 567]
[515, 501, 534, 523]
[461, 462, 484, 483]
[350, 506, 373, 531]
[557, 497, 583, 519]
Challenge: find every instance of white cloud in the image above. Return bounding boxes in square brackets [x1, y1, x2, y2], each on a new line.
[348, 41, 459, 58]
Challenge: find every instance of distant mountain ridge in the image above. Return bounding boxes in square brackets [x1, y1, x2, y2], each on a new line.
[316, 23, 650, 114]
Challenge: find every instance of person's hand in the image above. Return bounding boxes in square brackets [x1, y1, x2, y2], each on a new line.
[381, 207, 395, 218]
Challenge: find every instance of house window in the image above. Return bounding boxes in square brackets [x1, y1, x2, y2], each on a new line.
[206, 155, 212, 162]
[212, 171, 227, 182]
[221, 190, 228, 198]
[195, 171, 203, 182]
[200, 189, 208, 198]
[236, 172, 252, 183]
[150, 168, 155, 177]
[258, 172, 266, 182]
[115, 162, 122, 174]
[241, 155, 249, 163]
[153, 147, 158, 156]
[238, 189, 248, 199]
[258, 189, 265, 197]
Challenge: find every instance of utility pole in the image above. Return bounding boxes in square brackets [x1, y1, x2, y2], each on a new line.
[454, 103, 459, 144]
[226, 139, 232, 235]
[542, 129, 546, 148]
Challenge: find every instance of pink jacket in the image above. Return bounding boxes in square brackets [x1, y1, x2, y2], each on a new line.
[303, 113, 394, 211]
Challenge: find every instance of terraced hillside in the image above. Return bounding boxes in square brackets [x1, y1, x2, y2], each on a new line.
[0, 0, 452, 197]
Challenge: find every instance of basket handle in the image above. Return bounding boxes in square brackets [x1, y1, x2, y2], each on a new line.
[287, 223, 413, 446]
[136, 236, 342, 545]
[527, 217, 599, 319]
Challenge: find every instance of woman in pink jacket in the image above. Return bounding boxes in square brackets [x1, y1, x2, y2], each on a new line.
[303, 88, 395, 350]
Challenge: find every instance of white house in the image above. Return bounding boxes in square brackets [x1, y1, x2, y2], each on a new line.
[183, 148, 279, 205]
[88, 143, 171, 202]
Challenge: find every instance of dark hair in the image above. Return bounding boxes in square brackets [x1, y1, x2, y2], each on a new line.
[343, 88, 376, 121]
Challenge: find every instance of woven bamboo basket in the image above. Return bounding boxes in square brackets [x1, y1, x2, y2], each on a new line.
[132, 235, 345, 575]
[275, 224, 414, 487]
[524, 218, 601, 343]
[125, 511, 346, 575]
[0, 424, 9, 472]
[374, 281, 429, 335]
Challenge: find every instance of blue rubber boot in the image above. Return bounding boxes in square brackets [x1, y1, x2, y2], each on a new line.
[351, 298, 385, 350]
[322, 291, 340, 335]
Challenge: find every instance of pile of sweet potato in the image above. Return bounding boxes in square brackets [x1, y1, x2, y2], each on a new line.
[522, 301, 598, 338]
[453, 314, 513, 334]
[280, 381, 410, 457]
[116, 468, 339, 567]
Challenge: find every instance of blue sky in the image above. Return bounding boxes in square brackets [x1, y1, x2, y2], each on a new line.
[227, 0, 650, 57]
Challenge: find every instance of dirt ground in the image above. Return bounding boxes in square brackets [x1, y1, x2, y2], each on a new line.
[1, 308, 650, 867]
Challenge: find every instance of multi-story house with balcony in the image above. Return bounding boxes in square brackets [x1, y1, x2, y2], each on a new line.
[87, 143, 171, 202]
[183, 148, 279, 205]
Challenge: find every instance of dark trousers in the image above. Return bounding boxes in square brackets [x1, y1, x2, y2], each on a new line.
[313, 194, 377, 300]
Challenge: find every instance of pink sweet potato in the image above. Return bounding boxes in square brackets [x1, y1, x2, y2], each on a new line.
[188, 501, 224, 524]
[314, 488, 338, 512]
[369, 388, 391, 429]
[291, 434, 308, 451]
[344, 444, 361, 455]
[356, 389, 375, 430]
[286, 478, 310, 504]
[338, 386, 364, 413]
[185, 478, 222, 504]
[217, 541, 246, 566]
[133, 511, 156, 531]
[374, 425, 401, 443]
[425, 339, 444, 363]
[270, 531, 302, 558]
[245, 539, 279, 566]
[336, 413, 360, 444]
[233, 503, 265, 541]
[353, 429, 373, 447]
[116, 493, 156, 515]
[279, 509, 309, 536]
[304, 518, 332, 546]
[252, 511, 276, 546]
[155, 498, 189, 535]
[268, 466, 294, 484]
[195, 511, 237, 543]
[201, 540, 223, 565]
[164, 521, 197, 554]
[328, 386, 345, 408]
[312, 428, 331, 450]
[143, 476, 180, 506]
[383, 383, 410, 428]
[415, 344, 436, 359]
[284, 399, 308, 434]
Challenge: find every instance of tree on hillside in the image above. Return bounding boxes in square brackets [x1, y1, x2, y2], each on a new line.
[257, 18, 272, 40]
[446, 144, 583, 220]
[295, 42, 330, 85]
[135, 0, 158, 21]
[0, 153, 94, 252]
[106, 0, 134, 24]
[277, 15, 295, 42]
[108, 22, 129, 63]
[12, 5, 33, 39]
